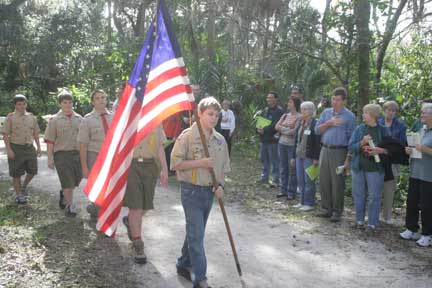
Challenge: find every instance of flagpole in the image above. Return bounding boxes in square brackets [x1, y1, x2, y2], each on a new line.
[193, 107, 242, 277]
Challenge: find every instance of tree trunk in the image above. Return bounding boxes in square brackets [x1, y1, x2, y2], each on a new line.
[375, 0, 408, 89]
[107, 0, 112, 45]
[207, 0, 216, 62]
[112, 1, 124, 39]
[355, 0, 371, 116]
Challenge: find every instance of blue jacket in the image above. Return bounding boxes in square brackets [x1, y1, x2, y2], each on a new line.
[377, 117, 407, 144]
[348, 123, 391, 172]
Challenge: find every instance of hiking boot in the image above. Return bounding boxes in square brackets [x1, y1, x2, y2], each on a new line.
[123, 216, 132, 241]
[86, 203, 99, 221]
[132, 239, 147, 264]
[15, 195, 27, 205]
[400, 229, 421, 240]
[416, 235, 432, 247]
[176, 265, 192, 281]
[65, 204, 77, 217]
[276, 193, 287, 198]
[193, 279, 212, 288]
[59, 190, 66, 209]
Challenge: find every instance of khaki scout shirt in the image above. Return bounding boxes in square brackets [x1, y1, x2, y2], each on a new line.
[44, 110, 82, 153]
[77, 109, 113, 153]
[171, 123, 231, 186]
[133, 126, 167, 159]
[3, 111, 40, 145]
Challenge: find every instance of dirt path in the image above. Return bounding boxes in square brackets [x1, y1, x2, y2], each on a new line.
[1, 141, 431, 288]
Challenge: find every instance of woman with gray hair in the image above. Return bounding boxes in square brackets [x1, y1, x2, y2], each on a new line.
[348, 104, 390, 231]
[378, 101, 407, 224]
[291, 101, 321, 211]
[400, 103, 432, 247]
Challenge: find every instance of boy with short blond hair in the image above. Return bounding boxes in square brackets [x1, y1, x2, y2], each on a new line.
[171, 97, 231, 288]
[45, 91, 83, 217]
[2, 94, 41, 204]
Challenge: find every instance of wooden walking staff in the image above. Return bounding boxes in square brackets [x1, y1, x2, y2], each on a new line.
[193, 107, 242, 277]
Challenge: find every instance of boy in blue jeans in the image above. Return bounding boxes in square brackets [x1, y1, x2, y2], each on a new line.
[171, 97, 231, 288]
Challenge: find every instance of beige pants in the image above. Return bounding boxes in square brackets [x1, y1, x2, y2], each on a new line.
[382, 164, 400, 221]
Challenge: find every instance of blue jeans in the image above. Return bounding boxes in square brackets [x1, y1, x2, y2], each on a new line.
[352, 170, 384, 226]
[260, 142, 280, 184]
[279, 144, 297, 196]
[296, 158, 316, 206]
[177, 182, 214, 284]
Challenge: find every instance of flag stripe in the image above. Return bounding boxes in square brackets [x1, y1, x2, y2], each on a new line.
[84, 0, 195, 236]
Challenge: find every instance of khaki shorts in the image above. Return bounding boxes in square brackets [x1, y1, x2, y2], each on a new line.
[54, 150, 82, 189]
[8, 143, 37, 177]
[123, 159, 159, 210]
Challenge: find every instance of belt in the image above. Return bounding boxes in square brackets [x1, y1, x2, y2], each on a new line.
[11, 143, 33, 148]
[132, 157, 155, 163]
[180, 181, 212, 189]
[322, 144, 347, 149]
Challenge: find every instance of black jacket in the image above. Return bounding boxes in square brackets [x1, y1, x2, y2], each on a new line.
[257, 105, 284, 144]
[378, 136, 409, 181]
[293, 118, 321, 160]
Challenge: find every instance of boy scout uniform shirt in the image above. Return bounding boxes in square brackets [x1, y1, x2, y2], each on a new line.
[3, 111, 40, 145]
[45, 110, 82, 153]
[77, 110, 113, 153]
[133, 125, 167, 159]
[171, 123, 231, 186]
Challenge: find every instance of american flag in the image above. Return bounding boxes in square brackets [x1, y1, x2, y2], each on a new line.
[83, 0, 195, 237]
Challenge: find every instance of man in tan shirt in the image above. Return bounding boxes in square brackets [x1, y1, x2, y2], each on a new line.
[45, 91, 83, 217]
[122, 125, 168, 264]
[77, 90, 112, 220]
[170, 97, 230, 288]
[2, 94, 41, 204]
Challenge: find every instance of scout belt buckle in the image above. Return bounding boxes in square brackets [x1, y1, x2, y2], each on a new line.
[138, 157, 144, 163]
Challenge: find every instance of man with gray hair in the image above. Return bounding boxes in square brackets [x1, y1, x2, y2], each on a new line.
[315, 87, 356, 222]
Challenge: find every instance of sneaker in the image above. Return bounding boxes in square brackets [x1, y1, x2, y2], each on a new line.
[59, 190, 66, 209]
[400, 229, 421, 240]
[299, 205, 314, 212]
[176, 265, 192, 281]
[193, 279, 212, 288]
[292, 203, 303, 208]
[366, 225, 377, 236]
[416, 235, 432, 247]
[123, 216, 132, 241]
[256, 179, 268, 184]
[382, 218, 393, 225]
[15, 195, 27, 205]
[132, 239, 147, 264]
[269, 181, 279, 189]
[351, 221, 365, 230]
[65, 204, 77, 217]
